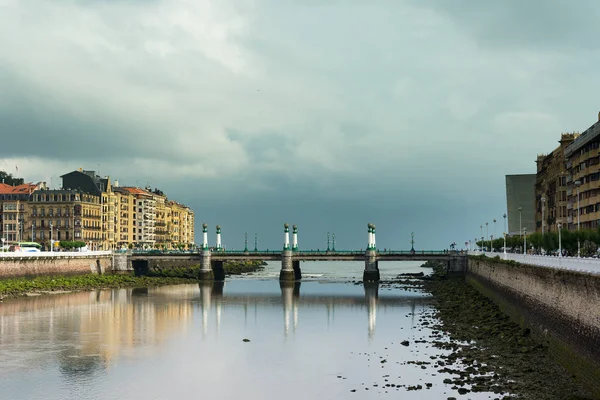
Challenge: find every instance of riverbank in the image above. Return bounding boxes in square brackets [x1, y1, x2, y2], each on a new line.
[420, 275, 593, 399]
[0, 274, 198, 299]
[147, 260, 266, 278]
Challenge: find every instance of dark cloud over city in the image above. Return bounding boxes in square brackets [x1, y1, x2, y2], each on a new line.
[1, 0, 600, 249]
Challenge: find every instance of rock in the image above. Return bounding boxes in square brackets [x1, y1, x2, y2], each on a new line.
[401, 340, 410, 346]
[242, 338, 250, 342]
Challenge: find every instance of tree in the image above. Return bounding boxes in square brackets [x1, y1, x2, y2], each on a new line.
[0, 170, 24, 186]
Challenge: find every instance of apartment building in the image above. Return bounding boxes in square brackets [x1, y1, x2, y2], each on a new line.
[564, 113, 600, 231]
[535, 133, 578, 233]
[29, 190, 102, 249]
[0, 182, 44, 245]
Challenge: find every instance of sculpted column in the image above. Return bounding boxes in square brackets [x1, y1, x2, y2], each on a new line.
[292, 225, 298, 251]
[280, 223, 295, 281]
[199, 223, 213, 281]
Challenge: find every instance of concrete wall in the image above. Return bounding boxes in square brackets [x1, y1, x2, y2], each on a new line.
[0, 255, 112, 278]
[467, 258, 600, 396]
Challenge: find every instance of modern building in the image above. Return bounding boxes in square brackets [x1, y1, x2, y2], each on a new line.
[506, 174, 536, 236]
[564, 112, 600, 231]
[535, 133, 578, 233]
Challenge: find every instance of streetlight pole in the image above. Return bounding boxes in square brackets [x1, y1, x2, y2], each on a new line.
[557, 221, 562, 257]
[575, 180, 581, 257]
[523, 227, 527, 256]
[493, 218, 497, 240]
[490, 234, 493, 252]
[326, 232, 330, 251]
[485, 222, 489, 250]
[503, 213, 507, 257]
[31, 222, 34, 242]
[518, 206, 523, 237]
[541, 196, 546, 235]
[254, 233, 258, 252]
[50, 222, 53, 253]
[332, 233, 336, 251]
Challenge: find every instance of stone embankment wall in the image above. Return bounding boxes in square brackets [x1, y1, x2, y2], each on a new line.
[0, 255, 112, 278]
[467, 257, 600, 397]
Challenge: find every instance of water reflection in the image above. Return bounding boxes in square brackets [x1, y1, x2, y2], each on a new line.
[280, 281, 301, 336]
[364, 283, 378, 339]
[199, 281, 224, 336]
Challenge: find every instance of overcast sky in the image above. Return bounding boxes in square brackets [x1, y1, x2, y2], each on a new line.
[1, 0, 600, 250]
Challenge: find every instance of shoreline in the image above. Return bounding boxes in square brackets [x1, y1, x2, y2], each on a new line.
[418, 274, 593, 399]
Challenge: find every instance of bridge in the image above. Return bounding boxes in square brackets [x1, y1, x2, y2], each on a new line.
[131, 223, 467, 282]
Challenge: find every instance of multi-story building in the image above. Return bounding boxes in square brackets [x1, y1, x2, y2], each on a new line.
[535, 133, 578, 233]
[564, 113, 600, 231]
[0, 182, 44, 245]
[505, 174, 536, 236]
[2, 168, 195, 250]
[28, 190, 102, 249]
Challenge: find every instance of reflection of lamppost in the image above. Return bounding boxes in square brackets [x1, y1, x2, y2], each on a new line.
[575, 180, 581, 257]
[541, 196, 546, 234]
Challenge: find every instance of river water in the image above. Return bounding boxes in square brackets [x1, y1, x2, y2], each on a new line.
[0, 262, 501, 399]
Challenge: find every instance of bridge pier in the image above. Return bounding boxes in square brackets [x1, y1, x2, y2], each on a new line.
[280, 250, 296, 281]
[199, 249, 214, 281]
[363, 250, 380, 282]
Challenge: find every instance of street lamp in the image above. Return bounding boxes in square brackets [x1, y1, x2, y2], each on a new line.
[485, 222, 489, 249]
[523, 227, 527, 255]
[518, 206, 523, 237]
[575, 180, 581, 257]
[557, 221, 562, 257]
[493, 218, 497, 239]
[541, 196, 546, 235]
[50, 221, 53, 253]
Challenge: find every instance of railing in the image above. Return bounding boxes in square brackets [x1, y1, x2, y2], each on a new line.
[0, 251, 112, 258]
[469, 251, 600, 275]
[128, 249, 458, 256]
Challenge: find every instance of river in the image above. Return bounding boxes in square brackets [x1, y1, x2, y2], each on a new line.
[0, 261, 503, 399]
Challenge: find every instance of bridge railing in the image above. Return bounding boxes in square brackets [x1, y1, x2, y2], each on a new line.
[469, 251, 600, 275]
[0, 250, 112, 258]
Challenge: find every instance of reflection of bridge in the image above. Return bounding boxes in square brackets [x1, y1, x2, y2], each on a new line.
[198, 281, 421, 338]
[131, 223, 466, 282]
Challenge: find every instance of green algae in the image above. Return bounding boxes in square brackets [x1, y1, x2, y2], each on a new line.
[0, 274, 197, 299]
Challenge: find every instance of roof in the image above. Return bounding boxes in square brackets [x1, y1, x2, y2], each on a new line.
[0, 183, 39, 195]
[115, 187, 152, 196]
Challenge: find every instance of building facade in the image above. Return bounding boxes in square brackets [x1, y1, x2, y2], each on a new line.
[506, 174, 536, 236]
[535, 133, 578, 233]
[1, 168, 195, 250]
[564, 113, 600, 231]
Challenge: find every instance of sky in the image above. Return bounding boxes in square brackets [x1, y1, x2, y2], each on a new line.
[1, 0, 600, 251]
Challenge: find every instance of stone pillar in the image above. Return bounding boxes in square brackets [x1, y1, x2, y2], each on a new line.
[202, 223, 208, 250]
[198, 249, 214, 281]
[280, 249, 295, 281]
[216, 225, 222, 251]
[284, 223, 290, 250]
[292, 225, 298, 251]
[363, 249, 380, 282]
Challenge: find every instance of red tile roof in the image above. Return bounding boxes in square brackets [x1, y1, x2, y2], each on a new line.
[0, 183, 38, 195]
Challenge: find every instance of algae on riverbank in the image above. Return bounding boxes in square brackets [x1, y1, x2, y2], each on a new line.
[422, 276, 593, 399]
[147, 260, 265, 279]
[0, 274, 197, 299]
